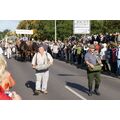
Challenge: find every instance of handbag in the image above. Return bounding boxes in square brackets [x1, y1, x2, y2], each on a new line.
[88, 64, 102, 72]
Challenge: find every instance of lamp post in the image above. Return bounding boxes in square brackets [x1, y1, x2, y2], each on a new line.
[55, 20, 57, 42]
[26, 20, 29, 40]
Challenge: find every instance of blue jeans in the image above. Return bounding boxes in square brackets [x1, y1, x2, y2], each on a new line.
[117, 60, 120, 75]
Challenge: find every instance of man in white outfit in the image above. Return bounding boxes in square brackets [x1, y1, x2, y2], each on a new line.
[0, 46, 3, 55]
[52, 42, 59, 58]
[6, 43, 12, 59]
[32, 44, 53, 95]
[4, 42, 8, 56]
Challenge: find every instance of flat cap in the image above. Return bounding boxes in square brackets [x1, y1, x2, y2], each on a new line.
[38, 43, 48, 51]
[89, 44, 95, 49]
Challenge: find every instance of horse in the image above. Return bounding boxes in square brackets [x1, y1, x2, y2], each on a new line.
[25, 41, 38, 61]
[15, 39, 28, 61]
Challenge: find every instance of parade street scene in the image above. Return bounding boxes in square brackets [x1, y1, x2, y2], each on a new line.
[1, 20, 120, 100]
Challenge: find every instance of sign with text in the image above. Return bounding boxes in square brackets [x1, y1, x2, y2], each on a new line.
[73, 20, 90, 34]
[16, 29, 33, 34]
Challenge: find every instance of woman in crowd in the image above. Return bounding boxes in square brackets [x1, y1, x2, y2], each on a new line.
[0, 54, 21, 100]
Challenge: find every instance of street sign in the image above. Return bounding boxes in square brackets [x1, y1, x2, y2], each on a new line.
[15, 29, 33, 34]
[73, 20, 90, 34]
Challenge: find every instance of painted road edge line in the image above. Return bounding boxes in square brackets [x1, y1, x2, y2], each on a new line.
[65, 85, 87, 100]
[101, 74, 118, 79]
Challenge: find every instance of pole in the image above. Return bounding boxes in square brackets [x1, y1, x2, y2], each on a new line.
[55, 20, 57, 42]
[26, 20, 29, 40]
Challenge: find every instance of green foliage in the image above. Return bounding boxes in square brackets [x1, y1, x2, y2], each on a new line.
[57, 20, 73, 41]
[17, 20, 120, 41]
[17, 20, 55, 40]
[17, 20, 73, 41]
[0, 29, 11, 40]
[91, 20, 120, 34]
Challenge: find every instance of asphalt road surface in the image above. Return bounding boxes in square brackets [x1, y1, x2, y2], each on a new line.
[6, 57, 120, 100]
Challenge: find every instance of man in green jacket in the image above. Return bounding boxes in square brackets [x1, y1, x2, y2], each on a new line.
[85, 44, 103, 96]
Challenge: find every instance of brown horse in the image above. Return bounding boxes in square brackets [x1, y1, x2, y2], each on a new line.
[15, 40, 38, 61]
[26, 40, 35, 61]
[15, 39, 21, 60]
[15, 39, 28, 61]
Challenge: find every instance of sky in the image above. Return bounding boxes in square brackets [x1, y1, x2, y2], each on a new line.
[0, 20, 20, 32]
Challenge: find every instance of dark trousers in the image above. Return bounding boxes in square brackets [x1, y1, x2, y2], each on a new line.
[87, 71, 101, 91]
[77, 54, 81, 65]
[102, 60, 110, 71]
[53, 53, 58, 59]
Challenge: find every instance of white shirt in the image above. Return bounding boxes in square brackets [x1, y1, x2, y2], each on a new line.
[118, 35, 120, 42]
[32, 52, 53, 66]
[53, 45, 59, 54]
[116, 47, 120, 59]
[0, 47, 3, 54]
[100, 47, 107, 60]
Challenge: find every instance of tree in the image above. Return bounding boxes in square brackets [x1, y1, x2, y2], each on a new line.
[57, 20, 73, 41]
[17, 20, 55, 40]
[17, 20, 73, 41]
[0, 29, 11, 40]
[91, 20, 120, 34]
[17, 20, 120, 41]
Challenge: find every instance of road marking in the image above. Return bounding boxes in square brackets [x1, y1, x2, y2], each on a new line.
[65, 85, 87, 100]
[101, 74, 118, 80]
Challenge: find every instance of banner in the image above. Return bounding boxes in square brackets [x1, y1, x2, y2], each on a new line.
[73, 20, 90, 34]
[16, 29, 33, 34]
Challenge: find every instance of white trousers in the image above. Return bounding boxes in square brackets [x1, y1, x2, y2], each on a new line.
[7, 48, 12, 59]
[35, 70, 49, 91]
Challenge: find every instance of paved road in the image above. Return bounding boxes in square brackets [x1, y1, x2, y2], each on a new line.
[6, 58, 120, 100]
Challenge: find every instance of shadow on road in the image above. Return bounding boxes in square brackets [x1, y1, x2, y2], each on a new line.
[25, 80, 35, 92]
[66, 81, 89, 94]
[56, 58, 119, 79]
[57, 74, 80, 76]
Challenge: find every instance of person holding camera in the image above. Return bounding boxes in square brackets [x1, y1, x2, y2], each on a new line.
[0, 54, 21, 100]
[85, 44, 103, 96]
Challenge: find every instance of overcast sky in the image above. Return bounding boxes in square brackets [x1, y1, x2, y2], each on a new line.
[0, 20, 20, 32]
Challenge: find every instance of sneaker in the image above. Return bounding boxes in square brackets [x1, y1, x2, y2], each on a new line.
[94, 90, 100, 96]
[88, 91, 92, 96]
[33, 90, 40, 95]
[42, 90, 48, 94]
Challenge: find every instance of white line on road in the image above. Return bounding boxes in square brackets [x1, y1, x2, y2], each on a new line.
[65, 85, 87, 100]
[101, 74, 118, 80]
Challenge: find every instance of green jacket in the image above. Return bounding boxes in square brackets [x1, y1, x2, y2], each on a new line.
[76, 46, 82, 55]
